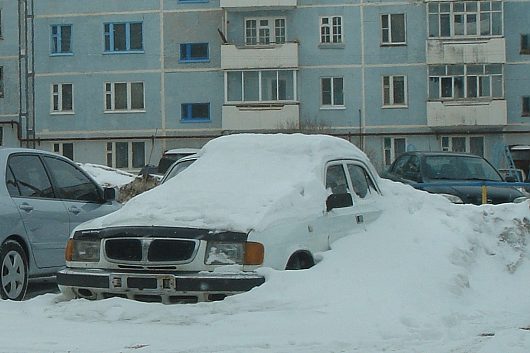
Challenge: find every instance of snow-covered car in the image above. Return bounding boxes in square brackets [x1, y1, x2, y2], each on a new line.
[157, 148, 199, 175]
[0, 148, 121, 300]
[160, 154, 197, 184]
[57, 134, 383, 303]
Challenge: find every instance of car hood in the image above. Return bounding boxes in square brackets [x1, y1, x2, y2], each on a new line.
[420, 181, 524, 205]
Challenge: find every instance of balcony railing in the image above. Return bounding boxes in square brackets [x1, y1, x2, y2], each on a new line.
[426, 99, 507, 127]
[222, 104, 299, 131]
[220, 0, 297, 9]
[221, 42, 299, 70]
[427, 38, 506, 64]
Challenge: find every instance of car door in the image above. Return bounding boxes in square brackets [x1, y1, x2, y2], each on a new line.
[313, 161, 362, 247]
[42, 156, 119, 234]
[7, 154, 70, 268]
[345, 162, 382, 228]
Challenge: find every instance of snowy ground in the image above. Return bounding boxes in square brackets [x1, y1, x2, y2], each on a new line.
[2, 180, 530, 353]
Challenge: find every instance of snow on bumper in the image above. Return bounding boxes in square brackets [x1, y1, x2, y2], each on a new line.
[57, 268, 265, 304]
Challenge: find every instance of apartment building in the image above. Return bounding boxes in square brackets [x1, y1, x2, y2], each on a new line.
[0, 0, 529, 172]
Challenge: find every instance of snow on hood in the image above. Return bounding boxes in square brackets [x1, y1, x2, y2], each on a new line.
[79, 134, 371, 232]
[79, 163, 137, 188]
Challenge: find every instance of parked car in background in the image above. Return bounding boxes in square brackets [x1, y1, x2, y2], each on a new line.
[160, 154, 198, 184]
[58, 134, 383, 304]
[0, 148, 121, 300]
[498, 168, 527, 182]
[157, 148, 199, 175]
[382, 151, 527, 205]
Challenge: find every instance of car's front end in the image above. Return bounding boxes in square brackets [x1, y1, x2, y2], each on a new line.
[57, 226, 265, 304]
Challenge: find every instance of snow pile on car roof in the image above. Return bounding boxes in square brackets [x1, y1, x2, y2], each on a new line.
[87, 133, 371, 232]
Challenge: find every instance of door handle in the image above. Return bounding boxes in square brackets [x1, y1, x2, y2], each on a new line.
[68, 206, 81, 215]
[355, 215, 364, 224]
[19, 203, 34, 212]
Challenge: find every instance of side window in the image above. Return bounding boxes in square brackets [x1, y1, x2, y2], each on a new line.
[391, 155, 410, 175]
[326, 164, 348, 194]
[8, 155, 55, 198]
[347, 164, 376, 199]
[43, 156, 101, 202]
[402, 155, 421, 181]
[6, 166, 20, 197]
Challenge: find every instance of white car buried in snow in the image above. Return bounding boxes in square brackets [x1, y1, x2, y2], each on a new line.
[58, 134, 383, 303]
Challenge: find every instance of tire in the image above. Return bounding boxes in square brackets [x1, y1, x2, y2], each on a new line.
[0, 241, 28, 301]
[285, 252, 314, 270]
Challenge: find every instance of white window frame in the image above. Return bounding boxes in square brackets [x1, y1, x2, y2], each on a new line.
[384, 137, 407, 166]
[224, 70, 297, 103]
[381, 14, 406, 45]
[104, 82, 145, 112]
[320, 77, 344, 108]
[51, 83, 74, 113]
[382, 75, 407, 107]
[427, 1, 503, 38]
[320, 16, 343, 44]
[105, 141, 146, 169]
[244, 17, 286, 45]
[441, 135, 484, 156]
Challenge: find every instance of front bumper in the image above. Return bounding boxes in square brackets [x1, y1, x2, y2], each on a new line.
[57, 268, 265, 304]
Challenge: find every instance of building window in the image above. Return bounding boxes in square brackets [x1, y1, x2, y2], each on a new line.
[51, 83, 73, 113]
[428, 1, 502, 38]
[0, 66, 3, 98]
[0, 127, 3, 146]
[383, 75, 407, 107]
[522, 96, 530, 116]
[105, 82, 144, 111]
[320, 16, 343, 44]
[441, 136, 484, 156]
[321, 77, 344, 107]
[226, 70, 296, 103]
[381, 14, 406, 45]
[179, 43, 209, 62]
[104, 22, 143, 52]
[245, 18, 286, 45]
[53, 143, 74, 160]
[181, 103, 210, 122]
[521, 35, 530, 55]
[51, 25, 72, 55]
[106, 141, 145, 169]
[384, 137, 406, 165]
[0, 9, 3, 39]
[428, 64, 503, 100]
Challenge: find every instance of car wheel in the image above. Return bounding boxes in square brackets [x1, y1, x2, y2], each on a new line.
[285, 252, 314, 270]
[0, 241, 28, 301]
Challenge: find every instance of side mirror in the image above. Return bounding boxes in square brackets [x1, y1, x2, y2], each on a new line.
[103, 187, 116, 202]
[326, 193, 353, 212]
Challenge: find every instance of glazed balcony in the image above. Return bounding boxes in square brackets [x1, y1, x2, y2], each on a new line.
[220, 0, 297, 10]
[427, 100, 507, 128]
[427, 38, 506, 64]
[222, 104, 299, 131]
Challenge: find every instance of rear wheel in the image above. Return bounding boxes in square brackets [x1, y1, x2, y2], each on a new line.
[0, 241, 28, 301]
[285, 252, 314, 270]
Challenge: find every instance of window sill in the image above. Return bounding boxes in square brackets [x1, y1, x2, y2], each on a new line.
[320, 106, 346, 110]
[318, 43, 345, 49]
[103, 50, 145, 55]
[179, 59, 210, 63]
[50, 111, 75, 115]
[382, 104, 408, 109]
[104, 110, 146, 114]
[50, 53, 74, 57]
[381, 43, 407, 47]
[180, 119, 211, 123]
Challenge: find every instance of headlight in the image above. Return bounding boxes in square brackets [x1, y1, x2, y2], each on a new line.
[65, 239, 101, 262]
[205, 242, 264, 266]
[439, 193, 464, 204]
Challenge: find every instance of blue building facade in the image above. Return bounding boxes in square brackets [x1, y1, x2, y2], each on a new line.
[0, 0, 529, 172]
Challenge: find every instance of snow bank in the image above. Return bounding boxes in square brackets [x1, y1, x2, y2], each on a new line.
[1, 178, 529, 353]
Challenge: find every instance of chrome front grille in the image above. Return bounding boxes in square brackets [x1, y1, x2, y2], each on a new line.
[104, 238, 199, 264]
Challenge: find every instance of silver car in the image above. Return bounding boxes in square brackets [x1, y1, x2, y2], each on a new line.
[0, 148, 120, 300]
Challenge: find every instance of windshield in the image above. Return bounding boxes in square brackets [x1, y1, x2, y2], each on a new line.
[422, 155, 502, 181]
[161, 159, 196, 183]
